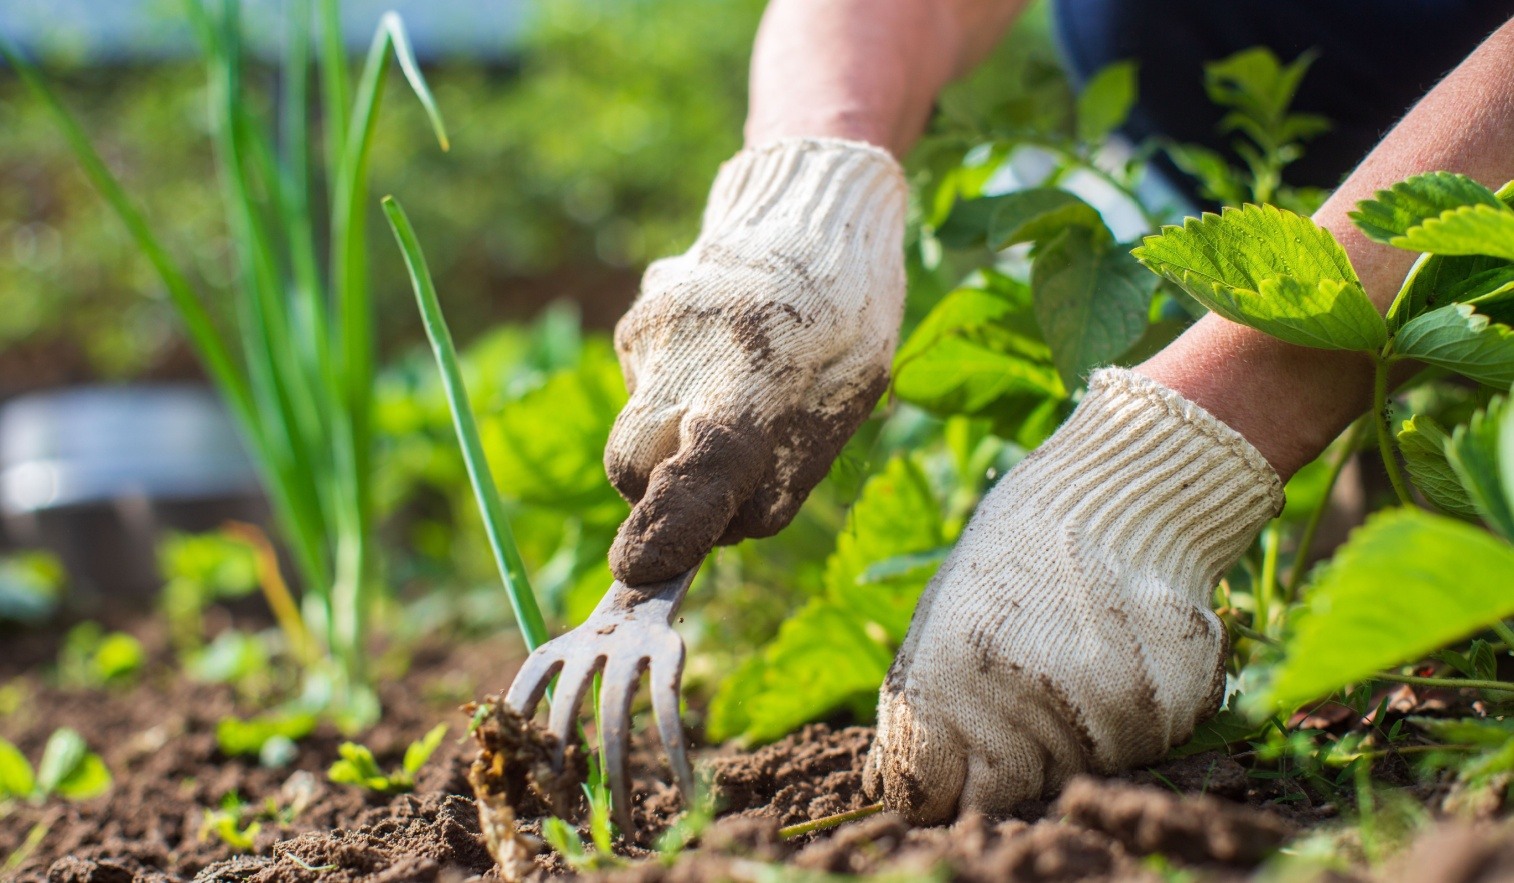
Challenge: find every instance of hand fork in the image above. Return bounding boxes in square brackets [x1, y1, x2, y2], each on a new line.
[503, 563, 700, 836]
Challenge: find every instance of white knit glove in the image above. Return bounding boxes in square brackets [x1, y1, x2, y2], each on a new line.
[605, 138, 907, 585]
[865, 369, 1284, 823]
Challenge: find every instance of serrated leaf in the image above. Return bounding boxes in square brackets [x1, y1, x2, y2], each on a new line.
[1133, 204, 1386, 350]
[1393, 304, 1514, 388]
[1447, 399, 1514, 540]
[1398, 416, 1479, 518]
[0, 738, 35, 799]
[1393, 203, 1514, 261]
[1391, 253, 1514, 331]
[403, 723, 448, 777]
[1077, 61, 1137, 143]
[1350, 172, 1503, 243]
[1032, 229, 1156, 386]
[53, 752, 110, 801]
[1259, 509, 1514, 712]
[35, 728, 87, 796]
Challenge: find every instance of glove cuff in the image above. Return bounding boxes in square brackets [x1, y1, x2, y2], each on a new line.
[1016, 367, 1284, 600]
[699, 137, 907, 262]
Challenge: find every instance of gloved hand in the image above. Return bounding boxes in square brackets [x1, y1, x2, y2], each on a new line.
[605, 138, 907, 585]
[864, 368, 1284, 823]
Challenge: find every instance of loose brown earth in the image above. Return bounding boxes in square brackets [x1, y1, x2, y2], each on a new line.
[2, 625, 1511, 883]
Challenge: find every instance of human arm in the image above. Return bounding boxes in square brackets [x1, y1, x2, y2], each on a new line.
[869, 16, 1514, 823]
[606, 0, 1029, 584]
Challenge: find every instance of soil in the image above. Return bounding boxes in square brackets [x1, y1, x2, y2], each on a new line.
[2, 623, 1512, 883]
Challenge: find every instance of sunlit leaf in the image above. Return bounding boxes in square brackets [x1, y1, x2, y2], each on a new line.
[402, 723, 448, 777]
[1258, 509, 1514, 712]
[34, 728, 87, 797]
[1076, 61, 1138, 144]
[53, 752, 111, 801]
[1350, 172, 1503, 243]
[1393, 204, 1514, 262]
[1133, 204, 1386, 350]
[0, 738, 35, 799]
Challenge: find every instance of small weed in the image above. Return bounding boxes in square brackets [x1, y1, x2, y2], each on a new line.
[327, 723, 447, 793]
[200, 793, 261, 852]
[56, 623, 144, 689]
[0, 728, 111, 804]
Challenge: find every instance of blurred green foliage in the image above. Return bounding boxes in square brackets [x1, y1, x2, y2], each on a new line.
[0, 0, 763, 384]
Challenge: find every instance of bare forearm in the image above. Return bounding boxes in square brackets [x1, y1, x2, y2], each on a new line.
[1141, 17, 1514, 479]
[745, 0, 1026, 155]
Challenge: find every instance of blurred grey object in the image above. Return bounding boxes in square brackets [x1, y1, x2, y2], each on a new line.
[0, 0, 527, 62]
[0, 385, 266, 602]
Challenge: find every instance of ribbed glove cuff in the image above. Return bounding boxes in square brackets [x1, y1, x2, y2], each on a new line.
[1016, 368, 1285, 601]
[699, 138, 907, 265]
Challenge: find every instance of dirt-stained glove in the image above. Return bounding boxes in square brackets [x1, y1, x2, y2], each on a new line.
[864, 368, 1284, 823]
[605, 138, 907, 585]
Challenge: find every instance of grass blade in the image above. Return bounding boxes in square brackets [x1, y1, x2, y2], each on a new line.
[382, 195, 550, 652]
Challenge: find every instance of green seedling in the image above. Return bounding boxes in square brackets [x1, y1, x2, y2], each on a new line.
[327, 723, 447, 793]
[200, 793, 261, 852]
[56, 622, 145, 689]
[216, 710, 317, 766]
[0, 728, 111, 804]
[0, 552, 63, 626]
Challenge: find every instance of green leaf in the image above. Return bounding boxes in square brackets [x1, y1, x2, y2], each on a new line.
[52, 752, 111, 801]
[402, 723, 448, 777]
[216, 711, 317, 757]
[1398, 416, 1479, 518]
[1076, 61, 1138, 144]
[90, 632, 145, 683]
[1446, 399, 1514, 540]
[1503, 390, 1514, 524]
[936, 189, 1104, 252]
[1259, 509, 1514, 712]
[1350, 172, 1503, 243]
[705, 599, 894, 745]
[1392, 203, 1514, 261]
[328, 741, 396, 791]
[709, 455, 949, 743]
[481, 340, 627, 521]
[1132, 204, 1386, 350]
[1389, 253, 1514, 331]
[35, 728, 87, 797]
[825, 457, 948, 643]
[1393, 304, 1514, 388]
[1164, 143, 1249, 207]
[1032, 229, 1156, 386]
[0, 738, 35, 799]
[892, 274, 1066, 446]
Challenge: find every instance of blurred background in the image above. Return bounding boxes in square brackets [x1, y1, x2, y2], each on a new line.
[0, 0, 759, 392]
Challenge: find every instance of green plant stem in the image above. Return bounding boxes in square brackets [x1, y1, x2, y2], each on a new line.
[1493, 622, 1514, 654]
[1286, 418, 1367, 600]
[382, 196, 550, 652]
[1256, 523, 1281, 636]
[1374, 672, 1514, 693]
[1372, 355, 1415, 506]
[778, 803, 885, 839]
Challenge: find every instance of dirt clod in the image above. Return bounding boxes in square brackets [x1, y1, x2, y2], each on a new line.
[1054, 775, 1294, 865]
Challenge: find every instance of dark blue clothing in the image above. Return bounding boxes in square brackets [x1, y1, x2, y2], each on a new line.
[1053, 0, 1514, 197]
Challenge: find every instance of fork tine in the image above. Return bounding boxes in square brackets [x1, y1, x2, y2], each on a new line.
[503, 645, 564, 717]
[598, 655, 646, 838]
[649, 647, 695, 803]
[546, 654, 602, 768]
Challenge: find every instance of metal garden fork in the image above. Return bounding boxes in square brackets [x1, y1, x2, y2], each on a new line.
[503, 563, 700, 834]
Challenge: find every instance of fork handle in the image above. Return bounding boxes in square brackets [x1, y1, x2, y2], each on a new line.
[590, 563, 701, 626]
